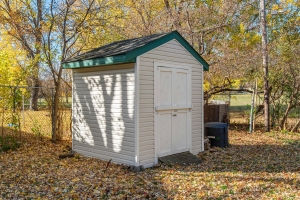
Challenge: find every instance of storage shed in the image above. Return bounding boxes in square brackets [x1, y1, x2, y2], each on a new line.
[63, 31, 209, 168]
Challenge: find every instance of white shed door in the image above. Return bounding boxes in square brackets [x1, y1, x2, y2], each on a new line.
[155, 64, 191, 157]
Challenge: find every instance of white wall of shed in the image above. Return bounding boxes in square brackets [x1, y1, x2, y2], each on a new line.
[72, 63, 136, 166]
[138, 39, 204, 168]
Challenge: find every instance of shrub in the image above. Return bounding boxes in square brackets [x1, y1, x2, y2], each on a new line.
[0, 135, 20, 152]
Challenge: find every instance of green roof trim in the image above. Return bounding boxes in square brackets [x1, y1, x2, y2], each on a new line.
[63, 31, 209, 70]
[62, 55, 135, 69]
[125, 31, 209, 71]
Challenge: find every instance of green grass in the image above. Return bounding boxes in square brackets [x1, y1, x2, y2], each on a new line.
[211, 93, 253, 106]
[229, 94, 253, 106]
[211, 93, 253, 112]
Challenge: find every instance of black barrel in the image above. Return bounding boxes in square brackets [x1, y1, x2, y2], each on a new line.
[204, 122, 229, 148]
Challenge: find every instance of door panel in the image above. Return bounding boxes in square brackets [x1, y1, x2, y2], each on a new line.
[158, 112, 172, 157]
[172, 110, 188, 153]
[174, 69, 188, 105]
[159, 69, 172, 106]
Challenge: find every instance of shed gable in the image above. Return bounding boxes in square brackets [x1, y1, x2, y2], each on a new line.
[138, 39, 204, 167]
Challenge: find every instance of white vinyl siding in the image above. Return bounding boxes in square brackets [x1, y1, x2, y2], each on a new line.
[72, 63, 136, 166]
[138, 39, 204, 167]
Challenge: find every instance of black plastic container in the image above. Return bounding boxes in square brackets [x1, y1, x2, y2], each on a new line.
[204, 122, 229, 148]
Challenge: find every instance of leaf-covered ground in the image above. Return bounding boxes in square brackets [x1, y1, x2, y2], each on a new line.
[1, 128, 300, 199]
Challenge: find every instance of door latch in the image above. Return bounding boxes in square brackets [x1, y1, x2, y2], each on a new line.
[172, 110, 177, 116]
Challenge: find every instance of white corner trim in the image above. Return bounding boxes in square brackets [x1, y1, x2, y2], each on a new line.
[71, 70, 74, 150]
[154, 61, 159, 164]
[201, 67, 205, 152]
[134, 57, 140, 166]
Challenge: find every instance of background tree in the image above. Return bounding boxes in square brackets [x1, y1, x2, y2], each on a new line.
[41, 0, 126, 141]
[0, 33, 27, 87]
[0, 0, 124, 141]
[0, 30, 28, 116]
[260, 0, 270, 131]
[0, 0, 43, 110]
[0, 0, 299, 136]
[268, 0, 300, 131]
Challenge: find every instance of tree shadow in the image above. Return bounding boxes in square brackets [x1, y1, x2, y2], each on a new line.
[194, 143, 300, 173]
[72, 68, 133, 163]
[142, 142, 300, 199]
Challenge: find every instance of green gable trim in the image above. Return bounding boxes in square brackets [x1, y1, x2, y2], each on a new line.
[125, 31, 209, 71]
[63, 31, 209, 70]
[62, 55, 135, 69]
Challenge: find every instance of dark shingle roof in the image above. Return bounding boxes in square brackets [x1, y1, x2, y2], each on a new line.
[65, 32, 169, 63]
[62, 31, 209, 71]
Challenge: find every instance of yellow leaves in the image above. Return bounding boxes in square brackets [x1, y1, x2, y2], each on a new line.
[272, 4, 279, 10]
[0, 31, 27, 87]
[72, 177, 80, 182]
[239, 23, 245, 33]
[1, 131, 300, 199]
[48, 179, 54, 183]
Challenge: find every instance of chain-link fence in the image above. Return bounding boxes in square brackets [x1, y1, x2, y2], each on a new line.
[209, 92, 300, 132]
[0, 85, 71, 143]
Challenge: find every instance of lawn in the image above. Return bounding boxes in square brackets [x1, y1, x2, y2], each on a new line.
[211, 93, 253, 106]
[211, 93, 254, 112]
[230, 94, 254, 106]
[0, 128, 300, 199]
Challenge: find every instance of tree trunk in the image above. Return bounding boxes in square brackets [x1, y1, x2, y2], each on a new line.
[280, 103, 294, 130]
[52, 78, 62, 142]
[260, 0, 270, 132]
[291, 118, 300, 133]
[65, 89, 68, 103]
[52, 87, 58, 142]
[29, 0, 42, 111]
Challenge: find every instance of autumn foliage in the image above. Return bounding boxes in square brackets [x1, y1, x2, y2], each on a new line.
[1, 128, 299, 199]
